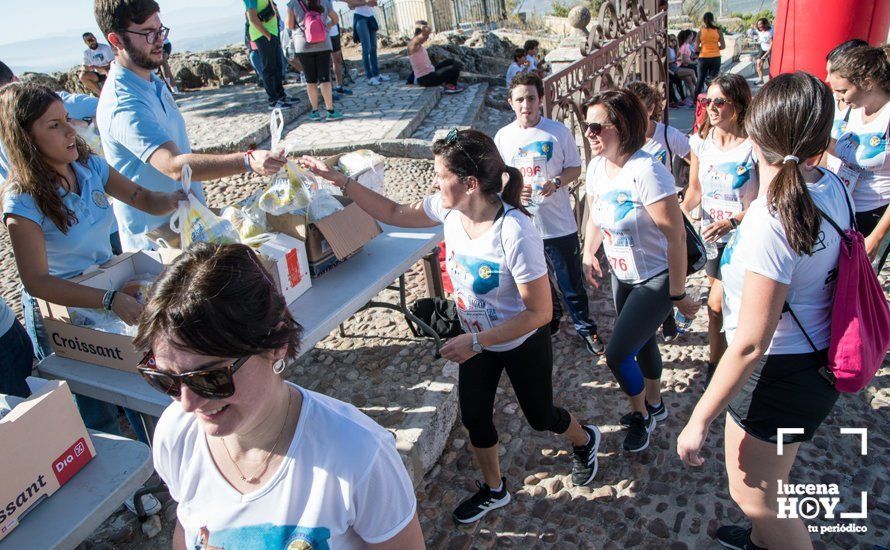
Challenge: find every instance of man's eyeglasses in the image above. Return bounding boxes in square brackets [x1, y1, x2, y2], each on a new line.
[444, 127, 479, 176]
[137, 351, 249, 399]
[123, 25, 170, 45]
[581, 121, 614, 136]
[699, 97, 731, 109]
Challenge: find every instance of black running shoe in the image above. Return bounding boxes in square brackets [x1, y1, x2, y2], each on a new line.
[662, 313, 678, 342]
[622, 412, 655, 452]
[580, 332, 605, 355]
[452, 478, 511, 524]
[620, 400, 667, 427]
[715, 525, 767, 550]
[571, 424, 602, 486]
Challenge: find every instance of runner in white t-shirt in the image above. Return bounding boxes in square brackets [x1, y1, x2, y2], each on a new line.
[678, 73, 846, 550]
[495, 73, 605, 355]
[681, 74, 756, 382]
[628, 82, 691, 177]
[581, 90, 699, 454]
[627, 81, 693, 343]
[826, 43, 890, 271]
[136, 244, 424, 549]
[299, 128, 602, 525]
[754, 18, 773, 84]
[79, 32, 115, 97]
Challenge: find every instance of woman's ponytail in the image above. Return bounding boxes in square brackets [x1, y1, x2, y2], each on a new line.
[767, 159, 821, 255]
[502, 166, 530, 217]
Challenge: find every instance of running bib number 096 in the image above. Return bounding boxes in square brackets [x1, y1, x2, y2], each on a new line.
[514, 155, 546, 181]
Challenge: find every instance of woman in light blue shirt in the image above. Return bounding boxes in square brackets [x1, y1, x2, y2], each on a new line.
[0, 83, 184, 435]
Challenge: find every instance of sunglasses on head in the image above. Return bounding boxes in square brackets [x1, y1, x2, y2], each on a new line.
[582, 121, 614, 136]
[444, 127, 479, 176]
[137, 351, 249, 399]
[700, 97, 731, 108]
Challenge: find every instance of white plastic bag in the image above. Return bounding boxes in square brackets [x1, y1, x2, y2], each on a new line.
[337, 149, 385, 194]
[308, 188, 344, 221]
[69, 307, 136, 336]
[258, 161, 314, 215]
[73, 120, 103, 157]
[169, 164, 240, 247]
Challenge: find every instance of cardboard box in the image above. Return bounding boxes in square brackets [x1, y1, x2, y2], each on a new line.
[0, 379, 96, 541]
[37, 250, 180, 372]
[256, 233, 312, 304]
[267, 195, 382, 277]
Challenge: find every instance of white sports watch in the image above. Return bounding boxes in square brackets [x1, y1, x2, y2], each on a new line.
[471, 332, 484, 353]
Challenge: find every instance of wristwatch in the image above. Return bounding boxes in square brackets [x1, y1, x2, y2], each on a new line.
[471, 332, 484, 353]
[553, 177, 562, 189]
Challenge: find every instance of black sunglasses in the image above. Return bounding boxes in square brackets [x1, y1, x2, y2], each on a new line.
[581, 121, 614, 136]
[699, 97, 731, 108]
[137, 351, 249, 399]
[444, 127, 479, 176]
[123, 25, 170, 45]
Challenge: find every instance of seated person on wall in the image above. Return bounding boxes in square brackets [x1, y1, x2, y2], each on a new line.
[407, 20, 464, 94]
[79, 32, 115, 96]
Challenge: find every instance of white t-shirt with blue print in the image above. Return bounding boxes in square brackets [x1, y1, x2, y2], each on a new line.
[832, 102, 890, 212]
[153, 383, 417, 550]
[586, 150, 677, 284]
[494, 117, 583, 240]
[721, 169, 852, 354]
[2, 155, 115, 280]
[689, 132, 759, 244]
[641, 122, 690, 172]
[97, 64, 204, 251]
[826, 101, 852, 173]
[423, 193, 548, 351]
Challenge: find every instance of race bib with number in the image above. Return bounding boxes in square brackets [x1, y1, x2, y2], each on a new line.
[836, 163, 862, 191]
[604, 244, 640, 281]
[702, 196, 742, 224]
[514, 155, 547, 183]
[459, 308, 494, 334]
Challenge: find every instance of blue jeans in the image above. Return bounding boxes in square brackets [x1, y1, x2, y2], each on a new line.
[21, 288, 148, 442]
[354, 14, 380, 78]
[0, 319, 34, 398]
[544, 233, 598, 336]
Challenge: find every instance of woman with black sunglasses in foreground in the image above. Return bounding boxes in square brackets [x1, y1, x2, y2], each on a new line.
[135, 243, 424, 549]
[581, 90, 700, 453]
[300, 129, 601, 525]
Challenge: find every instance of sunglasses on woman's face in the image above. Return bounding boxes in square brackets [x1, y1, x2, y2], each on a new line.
[582, 121, 614, 136]
[137, 351, 250, 399]
[700, 97, 731, 108]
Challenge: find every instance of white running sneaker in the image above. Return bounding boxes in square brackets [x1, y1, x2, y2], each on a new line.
[377, 73, 391, 82]
[368, 76, 381, 86]
[124, 491, 162, 517]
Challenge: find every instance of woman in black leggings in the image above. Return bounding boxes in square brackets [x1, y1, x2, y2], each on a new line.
[581, 90, 699, 453]
[299, 128, 598, 525]
[407, 21, 464, 93]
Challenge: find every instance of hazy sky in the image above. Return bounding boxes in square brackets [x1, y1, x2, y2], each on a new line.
[0, 0, 249, 46]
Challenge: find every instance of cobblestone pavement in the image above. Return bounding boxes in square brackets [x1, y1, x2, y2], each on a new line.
[279, 75, 439, 150]
[411, 84, 488, 141]
[178, 81, 306, 154]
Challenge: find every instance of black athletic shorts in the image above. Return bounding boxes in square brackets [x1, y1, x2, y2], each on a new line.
[705, 242, 726, 279]
[727, 350, 839, 444]
[330, 34, 341, 53]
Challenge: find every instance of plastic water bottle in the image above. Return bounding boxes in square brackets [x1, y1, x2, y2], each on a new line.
[674, 309, 694, 334]
[704, 240, 718, 260]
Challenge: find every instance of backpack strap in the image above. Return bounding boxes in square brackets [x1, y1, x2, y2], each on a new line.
[818, 169, 857, 236]
[664, 124, 674, 173]
[782, 301, 836, 384]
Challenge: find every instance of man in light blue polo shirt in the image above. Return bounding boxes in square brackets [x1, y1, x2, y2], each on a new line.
[94, 0, 287, 251]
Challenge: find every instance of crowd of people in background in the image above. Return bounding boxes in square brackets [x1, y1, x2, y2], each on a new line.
[0, 0, 888, 547]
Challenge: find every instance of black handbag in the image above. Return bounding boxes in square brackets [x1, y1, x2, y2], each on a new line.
[257, 2, 276, 22]
[408, 298, 464, 338]
[684, 214, 706, 275]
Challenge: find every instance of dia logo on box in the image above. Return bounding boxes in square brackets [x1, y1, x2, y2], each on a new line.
[53, 438, 93, 485]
